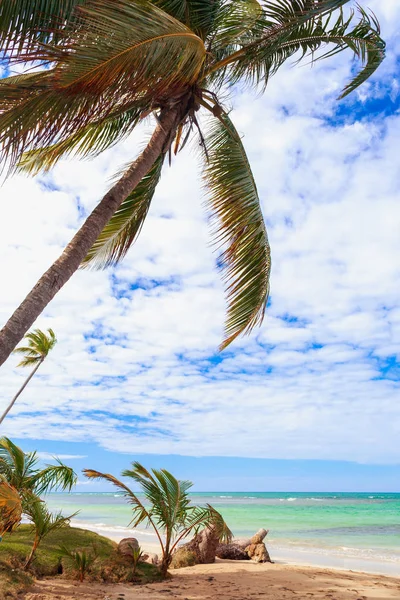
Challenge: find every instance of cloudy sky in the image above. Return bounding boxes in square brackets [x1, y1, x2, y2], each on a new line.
[0, 1, 399, 491]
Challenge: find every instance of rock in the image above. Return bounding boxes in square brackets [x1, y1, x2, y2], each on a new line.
[245, 542, 273, 563]
[215, 543, 250, 560]
[141, 552, 159, 565]
[117, 538, 139, 558]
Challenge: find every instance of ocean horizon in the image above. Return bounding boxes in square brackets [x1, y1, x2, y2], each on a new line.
[45, 491, 400, 576]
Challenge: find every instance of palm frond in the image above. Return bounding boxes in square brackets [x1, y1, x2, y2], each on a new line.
[0, 1, 205, 170]
[0, 480, 22, 534]
[171, 503, 232, 552]
[26, 499, 76, 537]
[83, 469, 153, 531]
[123, 463, 192, 540]
[0, 70, 118, 170]
[82, 156, 164, 269]
[202, 113, 271, 350]
[17, 105, 143, 176]
[33, 0, 206, 98]
[12, 328, 57, 366]
[207, 0, 350, 84]
[0, 0, 87, 55]
[0, 438, 27, 480]
[30, 461, 77, 496]
[207, 1, 384, 97]
[155, 0, 222, 37]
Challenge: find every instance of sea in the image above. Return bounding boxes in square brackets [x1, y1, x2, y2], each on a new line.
[46, 492, 400, 576]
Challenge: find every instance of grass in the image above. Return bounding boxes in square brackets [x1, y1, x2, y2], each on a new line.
[0, 524, 162, 598]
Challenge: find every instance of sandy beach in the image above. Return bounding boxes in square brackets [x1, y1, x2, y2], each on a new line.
[24, 559, 400, 600]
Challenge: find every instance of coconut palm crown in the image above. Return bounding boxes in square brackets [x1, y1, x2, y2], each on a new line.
[0, 328, 57, 424]
[0, 437, 77, 501]
[12, 328, 57, 367]
[0, 1, 385, 362]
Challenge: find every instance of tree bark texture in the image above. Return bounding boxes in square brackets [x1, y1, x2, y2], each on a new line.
[0, 109, 180, 367]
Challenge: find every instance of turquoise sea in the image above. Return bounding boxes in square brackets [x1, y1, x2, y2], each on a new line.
[46, 492, 400, 574]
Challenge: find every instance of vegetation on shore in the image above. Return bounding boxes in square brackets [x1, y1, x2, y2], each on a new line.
[85, 461, 232, 576]
[0, 525, 162, 599]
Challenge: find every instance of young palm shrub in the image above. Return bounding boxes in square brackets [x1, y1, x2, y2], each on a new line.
[0, 437, 76, 500]
[0, 0, 386, 365]
[0, 328, 57, 425]
[0, 437, 77, 549]
[59, 545, 98, 582]
[84, 462, 232, 577]
[0, 478, 22, 539]
[23, 500, 77, 570]
[131, 545, 143, 578]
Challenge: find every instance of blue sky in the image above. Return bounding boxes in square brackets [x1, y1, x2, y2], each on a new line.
[0, 1, 399, 492]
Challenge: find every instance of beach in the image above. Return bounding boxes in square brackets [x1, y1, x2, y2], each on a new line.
[25, 560, 400, 600]
[46, 492, 400, 576]
[21, 491, 400, 600]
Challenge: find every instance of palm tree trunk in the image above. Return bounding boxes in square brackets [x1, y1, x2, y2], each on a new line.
[24, 534, 40, 570]
[0, 358, 44, 425]
[0, 108, 181, 367]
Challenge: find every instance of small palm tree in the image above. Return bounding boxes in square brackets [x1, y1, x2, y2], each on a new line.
[131, 545, 144, 577]
[24, 500, 76, 570]
[59, 545, 98, 582]
[0, 328, 57, 425]
[84, 462, 231, 577]
[0, 0, 386, 365]
[0, 478, 22, 539]
[0, 438, 77, 503]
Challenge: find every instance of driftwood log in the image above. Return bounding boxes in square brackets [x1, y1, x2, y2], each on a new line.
[216, 528, 272, 563]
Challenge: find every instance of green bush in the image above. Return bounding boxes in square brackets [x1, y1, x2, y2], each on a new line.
[0, 524, 161, 594]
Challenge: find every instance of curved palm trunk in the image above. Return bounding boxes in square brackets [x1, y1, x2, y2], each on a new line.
[0, 358, 44, 425]
[0, 109, 180, 367]
[24, 533, 40, 570]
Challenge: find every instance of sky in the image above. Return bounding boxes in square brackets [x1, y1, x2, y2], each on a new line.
[0, 1, 399, 492]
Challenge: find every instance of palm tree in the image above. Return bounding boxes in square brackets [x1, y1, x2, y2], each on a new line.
[0, 0, 385, 365]
[23, 500, 76, 570]
[0, 478, 22, 538]
[59, 545, 99, 582]
[0, 328, 57, 425]
[0, 438, 77, 504]
[84, 461, 232, 576]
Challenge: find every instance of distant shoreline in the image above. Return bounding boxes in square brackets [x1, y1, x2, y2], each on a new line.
[70, 519, 400, 577]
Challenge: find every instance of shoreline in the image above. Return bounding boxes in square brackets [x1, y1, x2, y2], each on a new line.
[24, 560, 400, 600]
[70, 520, 400, 578]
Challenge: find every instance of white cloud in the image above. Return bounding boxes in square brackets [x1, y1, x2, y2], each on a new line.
[0, 2, 399, 465]
[36, 452, 87, 461]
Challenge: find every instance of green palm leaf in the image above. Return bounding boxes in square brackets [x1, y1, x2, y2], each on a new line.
[214, 3, 385, 98]
[30, 461, 77, 496]
[0, 70, 127, 170]
[0, 0, 87, 54]
[12, 328, 57, 366]
[0, 1, 206, 170]
[203, 113, 271, 350]
[0, 438, 77, 497]
[82, 156, 164, 269]
[17, 105, 144, 176]
[37, 0, 206, 97]
[83, 469, 154, 532]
